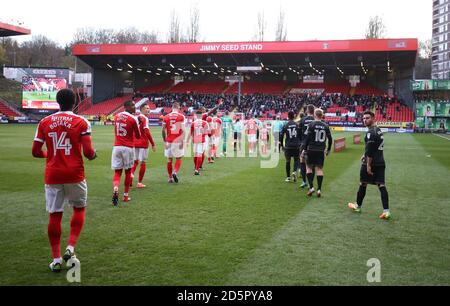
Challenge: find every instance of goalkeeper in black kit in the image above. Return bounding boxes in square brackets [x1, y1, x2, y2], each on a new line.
[302, 109, 332, 198]
[348, 111, 391, 220]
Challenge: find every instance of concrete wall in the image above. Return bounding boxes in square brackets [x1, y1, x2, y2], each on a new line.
[92, 69, 132, 103]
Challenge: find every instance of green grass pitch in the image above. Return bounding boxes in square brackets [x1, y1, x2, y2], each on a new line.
[0, 124, 449, 285]
[22, 91, 58, 102]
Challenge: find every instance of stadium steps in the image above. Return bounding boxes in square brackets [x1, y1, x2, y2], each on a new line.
[79, 95, 132, 116]
[168, 81, 228, 94]
[139, 80, 174, 94]
[0, 98, 24, 118]
[353, 82, 385, 95]
[226, 82, 287, 94]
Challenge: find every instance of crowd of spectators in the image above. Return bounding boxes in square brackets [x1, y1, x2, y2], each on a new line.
[139, 92, 407, 120]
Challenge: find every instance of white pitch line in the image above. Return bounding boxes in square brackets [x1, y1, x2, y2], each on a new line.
[433, 133, 450, 141]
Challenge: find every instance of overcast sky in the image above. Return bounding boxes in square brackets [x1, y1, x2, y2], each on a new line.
[2, 0, 432, 45]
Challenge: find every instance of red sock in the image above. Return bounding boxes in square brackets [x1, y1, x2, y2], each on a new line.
[174, 159, 182, 173]
[131, 161, 139, 176]
[167, 161, 173, 177]
[138, 162, 146, 183]
[194, 157, 198, 168]
[201, 153, 205, 168]
[113, 169, 122, 190]
[124, 169, 132, 193]
[48, 212, 63, 259]
[68, 207, 85, 248]
[196, 156, 202, 170]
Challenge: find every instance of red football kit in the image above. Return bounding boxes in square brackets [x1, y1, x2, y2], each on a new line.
[134, 114, 155, 149]
[114, 112, 141, 148]
[33, 111, 95, 184]
[163, 112, 186, 143]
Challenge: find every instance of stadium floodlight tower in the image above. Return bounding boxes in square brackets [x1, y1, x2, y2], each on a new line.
[235, 66, 262, 105]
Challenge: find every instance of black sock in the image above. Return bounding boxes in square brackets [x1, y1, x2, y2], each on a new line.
[300, 163, 307, 182]
[286, 161, 291, 178]
[293, 158, 300, 173]
[317, 176, 323, 191]
[307, 173, 314, 189]
[357, 185, 367, 207]
[379, 186, 389, 210]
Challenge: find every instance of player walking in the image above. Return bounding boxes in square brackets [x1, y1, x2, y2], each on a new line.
[221, 110, 233, 156]
[348, 111, 391, 220]
[188, 110, 210, 175]
[299, 105, 316, 188]
[32, 89, 97, 272]
[130, 104, 156, 188]
[210, 110, 222, 160]
[280, 111, 302, 182]
[112, 101, 141, 205]
[162, 102, 186, 183]
[302, 109, 332, 198]
[259, 122, 270, 155]
[246, 116, 259, 155]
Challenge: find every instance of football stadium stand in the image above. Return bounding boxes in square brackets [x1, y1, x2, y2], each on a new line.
[227, 82, 287, 95]
[79, 95, 132, 116]
[169, 81, 228, 94]
[0, 98, 23, 118]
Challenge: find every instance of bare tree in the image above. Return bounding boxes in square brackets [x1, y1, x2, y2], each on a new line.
[416, 40, 432, 79]
[20, 35, 65, 67]
[115, 27, 142, 44]
[0, 45, 7, 67]
[253, 11, 267, 41]
[168, 10, 181, 43]
[187, 3, 200, 43]
[72, 27, 98, 44]
[419, 39, 432, 59]
[140, 30, 159, 43]
[365, 15, 386, 39]
[275, 7, 288, 41]
[94, 28, 116, 44]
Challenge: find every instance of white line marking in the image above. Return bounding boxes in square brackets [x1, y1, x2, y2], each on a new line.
[433, 133, 450, 141]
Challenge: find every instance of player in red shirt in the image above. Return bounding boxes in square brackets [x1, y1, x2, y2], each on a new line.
[162, 102, 186, 183]
[112, 101, 141, 205]
[130, 104, 156, 188]
[32, 89, 97, 272]
[259, 122, 270, 155]
[188, 110, 210, 175]
[246, 115, 259, 155]
[210, 110, 223, 160]
[199, 98, 223, 166]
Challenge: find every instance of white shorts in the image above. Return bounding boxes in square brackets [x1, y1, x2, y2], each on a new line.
[211, 136, 220, 147]
[193, 143, 206, 155]
[164, 142, 184, 158]
[45, 181, 87, 213]
[134, 148, 149, 162]
[248, 134, 257, 143]
[111, 146, 135, 170]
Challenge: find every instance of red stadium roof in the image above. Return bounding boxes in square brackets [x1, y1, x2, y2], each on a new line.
[0, 22, 31, 37]
[73, 38, 418, 56]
